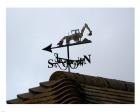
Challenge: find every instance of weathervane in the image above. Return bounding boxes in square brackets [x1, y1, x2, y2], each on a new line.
[42, 23, 92, 72]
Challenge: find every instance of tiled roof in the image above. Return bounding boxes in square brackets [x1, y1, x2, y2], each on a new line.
[7, 71, 134, 104]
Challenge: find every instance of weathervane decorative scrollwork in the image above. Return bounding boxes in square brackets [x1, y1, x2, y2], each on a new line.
[42, 23, 92, 72]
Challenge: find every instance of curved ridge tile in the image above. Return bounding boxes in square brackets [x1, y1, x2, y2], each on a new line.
[50, 71, 134, 92]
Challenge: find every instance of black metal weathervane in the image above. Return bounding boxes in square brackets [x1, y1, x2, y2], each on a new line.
[42, 23, 92, 72]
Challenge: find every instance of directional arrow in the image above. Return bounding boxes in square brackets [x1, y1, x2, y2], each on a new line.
[42, 38, 92, 72]
[42, 44, 52, 52]
[42, 39, 92, 53]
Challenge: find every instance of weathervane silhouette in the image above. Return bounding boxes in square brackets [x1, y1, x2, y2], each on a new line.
[42, 23, 92, 72]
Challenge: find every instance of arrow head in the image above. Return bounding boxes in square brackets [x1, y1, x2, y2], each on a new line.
[42, 44, 52, 53]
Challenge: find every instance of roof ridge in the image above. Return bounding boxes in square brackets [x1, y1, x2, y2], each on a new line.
[50, 71, 134, 92]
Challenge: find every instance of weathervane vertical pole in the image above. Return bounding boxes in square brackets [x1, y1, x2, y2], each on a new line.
[67, 44, 70, 72]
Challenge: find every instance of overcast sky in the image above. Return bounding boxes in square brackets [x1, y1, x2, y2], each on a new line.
[6, 8, 134, 100]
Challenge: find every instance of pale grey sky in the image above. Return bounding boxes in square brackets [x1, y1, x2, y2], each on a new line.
[6, 8, 134, 100]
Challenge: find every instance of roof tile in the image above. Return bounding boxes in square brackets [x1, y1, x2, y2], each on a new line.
[7, 71, 134, 104]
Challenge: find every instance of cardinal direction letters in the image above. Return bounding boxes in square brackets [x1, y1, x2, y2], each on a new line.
[48, 53, 91, 70]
